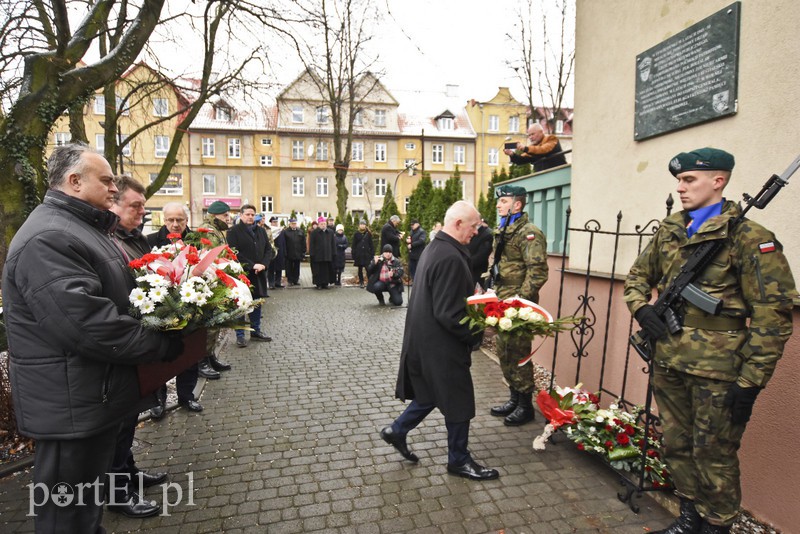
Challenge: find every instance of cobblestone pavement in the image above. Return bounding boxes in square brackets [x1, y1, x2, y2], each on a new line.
[0, 266, 674, 533]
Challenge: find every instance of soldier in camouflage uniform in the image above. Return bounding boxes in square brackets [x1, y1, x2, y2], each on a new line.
[624, 148, 797, 534]
[489, 184, 549, 426]
[198, 200, 234, 379]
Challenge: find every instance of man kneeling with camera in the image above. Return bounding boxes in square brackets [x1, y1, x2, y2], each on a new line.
[366, 245, 405, 306]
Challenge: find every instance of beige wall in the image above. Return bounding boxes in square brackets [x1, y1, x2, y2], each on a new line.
[574, 1, 800, 529]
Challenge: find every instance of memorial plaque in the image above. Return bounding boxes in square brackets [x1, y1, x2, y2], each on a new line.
[634, 2, 740, 140]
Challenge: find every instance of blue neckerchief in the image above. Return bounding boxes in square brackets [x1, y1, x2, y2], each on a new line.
[499, 212, 523, 228]
[686, 199, 724, 238]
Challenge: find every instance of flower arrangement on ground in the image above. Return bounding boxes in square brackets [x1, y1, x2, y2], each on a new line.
[127, 231, 257, 331]
[534, 384, 671, 488]
[461, 292, 579, 365]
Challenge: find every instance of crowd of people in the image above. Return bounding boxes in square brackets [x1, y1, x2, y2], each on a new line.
[2, 141, 795, 533]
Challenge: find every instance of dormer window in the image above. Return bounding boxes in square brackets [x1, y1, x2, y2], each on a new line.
[216, 106, 232, 121]
[437, 117, 454, 130]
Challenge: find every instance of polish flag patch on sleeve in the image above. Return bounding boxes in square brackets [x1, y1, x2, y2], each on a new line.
[759, 241, 776, 254]
[526, 234, 536, 241]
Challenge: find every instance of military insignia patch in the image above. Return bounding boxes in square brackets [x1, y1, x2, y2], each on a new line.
[758, 241, 776, 253]
[526, 234, 536, 241]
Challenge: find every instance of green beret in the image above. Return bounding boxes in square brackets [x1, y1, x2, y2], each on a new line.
[207, 200, 230, 214]
[495, 184, 527, 198]
[668, 148, 735, 177]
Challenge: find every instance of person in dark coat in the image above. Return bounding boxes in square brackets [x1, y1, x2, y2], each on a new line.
[227, 204, 274, 346]
[380, 214, 403, 257]
[352, 220, 375, 287]
[366, 245, 404, 306]
[333, 224, 349, 286]
[379, 201, 499, 481]
[283, 217, 306, 285]
[267, 216, 286, 288]
[406, 219, 427, 281]
[309, 217, 336, 288]
[468, 219, 494, 289]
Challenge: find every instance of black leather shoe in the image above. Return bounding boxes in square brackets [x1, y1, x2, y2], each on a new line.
[149, 405, 165, 421]
[107, 492, 161, 518]
[446, 459, 500, 481]
[180, 399, 203, 412]
[137, 471, 168, 488]
[209, 355, 231, 371]
[198, 359, 221, 380]
[380, 427, 419, 462]
[251, 332, 272, 342]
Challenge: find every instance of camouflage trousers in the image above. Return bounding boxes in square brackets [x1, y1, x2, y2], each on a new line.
[495, 334, 535, 394]
[653, 365, 746, 526]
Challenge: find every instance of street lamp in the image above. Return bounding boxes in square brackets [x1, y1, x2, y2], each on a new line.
[393, 160, 418, 195]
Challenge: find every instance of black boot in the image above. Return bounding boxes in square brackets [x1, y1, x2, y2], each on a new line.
[504, 390, 535, 426]
[198, 358, 221, 380]
[699, 522, 731, 534]
[209, 354, 231, 371]
[652, 498, 702, 534]
[490, 388, 518, 417]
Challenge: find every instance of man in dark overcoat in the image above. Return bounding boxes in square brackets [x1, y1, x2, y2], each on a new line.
[227, 204, 273, 346]
[283, 217, 306, 285]
[380, 201, 499, 481]
[467, 218, 494, 289]
[309, 217, 336, 288]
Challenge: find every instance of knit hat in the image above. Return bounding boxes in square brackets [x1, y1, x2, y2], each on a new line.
[336, 224, 344, 232]
[382, 244, 393, 253]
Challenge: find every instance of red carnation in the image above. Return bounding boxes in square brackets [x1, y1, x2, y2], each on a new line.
[197, 227, 211, 233]
[576, 443, 585, 451]
[186, 253, 200, 265]
[588, 393, 600, 405]
[128, 258, 145, 269]
[625, 425, 636, 436]
[141, 253, 160, 263]
[200, 238, 213, 246]
[215, 269, 236, 288]
[167, 232, 182, 240]
[238, 274, 251, 285]
[616, 433, 630, 446]
[604, 440, 614, 450]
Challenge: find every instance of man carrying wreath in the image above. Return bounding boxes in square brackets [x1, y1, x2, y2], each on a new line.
[488, 184, 549, 426]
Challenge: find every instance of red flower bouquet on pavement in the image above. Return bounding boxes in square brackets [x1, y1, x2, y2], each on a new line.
[461, 292, 579, 365]
[127, 231, 257, 332]
[534, 384, 672, 488]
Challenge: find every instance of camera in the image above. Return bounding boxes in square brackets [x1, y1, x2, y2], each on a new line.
[504, 142, 518, 150]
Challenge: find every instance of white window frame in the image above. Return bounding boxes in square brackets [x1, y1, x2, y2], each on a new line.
[433, 179, 444, 189]
[316, 176, 329, 197]
[227, 138, 241, 159]
[116, 96, 130, 116]
[291, 105, 304, 123]
[404, 159, 416, 176]
[216, 107, 231, 121]
[227, 175, 242, 196]
[316, 141, 328, 161]
[261, 137, 272, 146]
[351, 177, 364, 197]
[260, 196, 273, 213]
[260, 155, 273, 166]
[95, 133, 105, 152]
[374, 143, 387, 163]
[555, 119, 564, 134]
[488, 148, 499, 166]
[375, 178, 387, 197]
[153, 98, 169, 117]
[316, 106, 328, 124]
[203, 174, 216, 195]
[54, 132, 71, 146]
[202, 137, 215, 158]
[155, 135, 170, 158]
[508, 116, 520, 133]
[352, 142, 364, 162]
[292, 176, 304, 196]
[292, 140, 304, 160]
[118, 133, 131, 157]
[93, 95, 105, 115]
[150, 173, 182, 195]
[375, 109, 386, 127]
[354, 110, 363, 126]
[432, 144, 444, 164]
[438, 117, 454, 130]
[454, 145, 465, 165]
[488, 115, 499, 132]
[405, 142, 416, 150]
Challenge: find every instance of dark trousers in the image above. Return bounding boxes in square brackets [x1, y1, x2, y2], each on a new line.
[268, 263, 282, 287]
[409, 259, 419, 280]
[108, 415, 140, 502]
[390, 399, 470, 465]
[32, 428, 119, 533]
[156, 364, 198, 405]
[372, 281, 403, 306]
[356, 265, 367, 285]
[286, 259, 301, 284]
[236, 302, 263, 339]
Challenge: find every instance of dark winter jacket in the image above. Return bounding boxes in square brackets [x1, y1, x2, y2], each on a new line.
[283, 226, 306, 260]
[381, 222, 402, 257]
[408, 226, 427, 261]
[352, 229, 375, 267]
[366, 255, 404, 293]
[395, 231, 482, 422]
[147, 225, 189, 248]
[270, 226, 286, 269]
[334, 232, 349, 271]
[468, 224, 494, 286]
[3, 190, 171, 440]
[227, 221, 272, 298]
[309, 227, 335, 263]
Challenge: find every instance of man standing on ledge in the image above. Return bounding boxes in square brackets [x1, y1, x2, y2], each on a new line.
[489, 184, 548, 427]
[381, 201, 499, 481]
[625, 148, 796, 534]
[503, 123, 566, 172]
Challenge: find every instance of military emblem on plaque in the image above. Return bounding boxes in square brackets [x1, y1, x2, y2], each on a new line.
[638, 56, 653, 82]
[712, 90, 730, 113]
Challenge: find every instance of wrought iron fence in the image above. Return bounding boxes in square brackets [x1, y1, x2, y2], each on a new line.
[546, 195, 674, 512]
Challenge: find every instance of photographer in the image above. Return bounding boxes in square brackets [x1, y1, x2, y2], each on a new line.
[503, 123, 566, 172]
[366, 245, 404, 306]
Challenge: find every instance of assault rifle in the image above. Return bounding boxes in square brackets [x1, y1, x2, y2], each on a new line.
[630, 153, 800, 362]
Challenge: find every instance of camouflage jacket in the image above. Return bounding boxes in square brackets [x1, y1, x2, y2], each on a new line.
[493, 213, 549, 302]
[624, 201, 797, 387]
